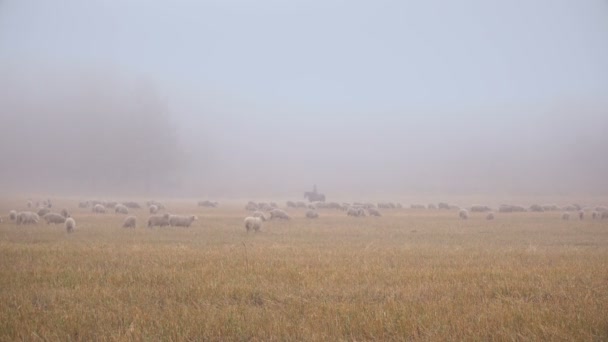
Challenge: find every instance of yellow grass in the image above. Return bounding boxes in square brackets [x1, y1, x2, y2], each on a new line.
[1, 198, 607, 341]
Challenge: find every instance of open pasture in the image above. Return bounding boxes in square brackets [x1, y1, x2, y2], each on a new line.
[1, 198, 607, 341]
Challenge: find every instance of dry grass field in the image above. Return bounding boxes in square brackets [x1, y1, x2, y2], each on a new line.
[1, 198, 607, 341]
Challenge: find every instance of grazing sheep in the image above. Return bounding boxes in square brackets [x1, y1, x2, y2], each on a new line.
[541, 204, 559, 211]
[368, 208, 382, 217]
[270, 202, 278, 208]
[252, 211, 267, 221]
[149, 205, 159, 214]
[591, 211, 598, 219]
[269, 209, 291, 220]
[146, 200, 165, 209]
[595, 206, 608, 212]
[43, 213, 66, 225]
[104, 201, 118, 209]
[459, 209, 469, 220]
[438, 202, 450, 210]
[602, 211, 608, 220]
[148, 214, 170, 228]
[529, 204, 544, 212]
[168, 215, 198, 227]
[65, 217, 76, 233]
[245, 202, 258, 211]
[286, 201, 296, 208]
[410, 204, 426, 209]
[122, 216, 137, 229]
[16, 212, 39, 225]
[562, 212, 570, 220]
[115, 204, 129, 215]
[37, 207, 50, 217]
[470, 205, 492, 212]
[60, 209, 70, 218]
[486, 212, 495, 220]
[198, 200, 218, 208]
[305, 210, 319, 219]
[244, 216, 262, 232]
[347, 207, 366, 217]
[499, 204, 526, 213]
[578, 210, 584, 220]
[78, 201, 90, 208]
[122, 202, 141, 209]
[396, 203, 403, 209]
[9, 210, 17, 221]
[428, 204, 437, 209]
[258, 203, 273, 211]
[92, 204, 106, 214]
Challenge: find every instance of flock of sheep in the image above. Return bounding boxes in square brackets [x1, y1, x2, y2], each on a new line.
[4, 198, 607, 235]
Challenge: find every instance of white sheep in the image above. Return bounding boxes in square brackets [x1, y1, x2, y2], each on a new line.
[148, 214, 170, 228]
[123, 202, 141, 209]
[37, 207, 50, 217]
[78, 201, 90, 208]
[168, 215, 198, 227]
[92, 204, 106, 214]
[592, 211, 599, 219]
[347, 207, 366, 217]
[115, 204, 129, 215]
[16, 211, 39, 225]
[65, 217, 76, 233]
[562, 212, 570, 220]
[459, 209, 469, 220]
[9, 210, 17, 221]
[470, 205, 492, 212]
[245, 202, 258, 211]
[305, 210, 319, 219]
[486, 212, 495, 220]
[122, 216, 137, 229]
[269, 209, 291, 220]
[252, 211, 267, 221]
[149, 205, 159, 214]
[60, 209, 70, 218]
[244, 216, 262, 232]
[368, 208, 382, 217]
[43, 213, 66, 225]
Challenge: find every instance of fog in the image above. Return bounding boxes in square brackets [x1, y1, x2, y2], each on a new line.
[1, 1, 607, 198]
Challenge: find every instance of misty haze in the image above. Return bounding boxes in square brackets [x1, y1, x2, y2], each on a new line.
[1, 1, 607, 340]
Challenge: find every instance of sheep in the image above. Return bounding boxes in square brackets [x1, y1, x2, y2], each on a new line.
[428, 204, 437, 210]
[149, 205, 159, 214]
[459, 209, 469, 220]
[438, 202, 450, 210]
[16, 212, 39, 225]
[168, 215, 198, 227]
[115, 204, 129, 215]
[92, 204, 106, 214]
[245, 202, 258, 211]
[286, 201, 296, 208]
[122, 216, 137, 229]
[470, 205, 492, 212]
[37, 207, 50, 217]
[499, 204, 526, 213]
[26, 200, 32, 208]
[244, 216, 262, 232]
[305, 210, 319, 219]
[252, 211, 267, 221]
[148, 214, 170, 228]
[486, 212, 495, 220]
[269, 209, 291, 220]
[578, 210, 584, 220]
[270, 202, 278, 208]
[104, 201, 118, 209]
[595, 206, 608, 212]
[9, 210, 17, 221]
[541, 204, 559, 211]
[368, 208, 382, 217]
[410, 204, 426, 209]
[78, 201, 90, 208]
[592, 211, 599, 220]
[43, 213, 66, 225]
[602, 211, 608, 220]
[146, 200, 165, 209]
[65, 217, 76, 233]
[60, 209, 70, 218]
[562, 212, 570, 220]
[347, 207, 366, 217]
[529, 204, 544, 212]
[258, 203, 273, 211]
[198, 200, 218, 208]
[0, 216, 2, 223]
[295, 201, 307, 208]
[123, 202, 141, 209]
